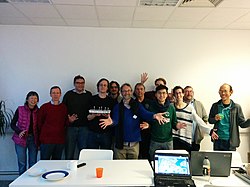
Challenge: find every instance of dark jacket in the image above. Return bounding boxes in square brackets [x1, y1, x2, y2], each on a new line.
[208, 99, 250, 150]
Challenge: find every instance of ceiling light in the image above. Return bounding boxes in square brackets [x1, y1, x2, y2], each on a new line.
[139, 0, 180, 7]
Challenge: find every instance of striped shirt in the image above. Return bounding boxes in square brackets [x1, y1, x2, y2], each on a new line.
[173, 103, 211, 145]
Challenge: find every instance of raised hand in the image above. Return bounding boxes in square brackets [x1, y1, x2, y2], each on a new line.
[141, 72, 148, 84]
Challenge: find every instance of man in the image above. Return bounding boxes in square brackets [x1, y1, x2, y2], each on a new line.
[148, 85, 185, 161]
[38, 86, 70, 160]
[63, 75, 92, 159]
[209, 83, 250, 151]
[99, 83, 167, 159]
[173, 86, 218, 154]
[109, 81, 122, 104]
[184, 86, 208, 151]
[141, 72, 167, 100]
[87, 78, 115, 149]
[134, 83, 151, 160]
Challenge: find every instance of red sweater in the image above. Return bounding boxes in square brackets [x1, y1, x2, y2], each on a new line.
[38, 102, 68, 144]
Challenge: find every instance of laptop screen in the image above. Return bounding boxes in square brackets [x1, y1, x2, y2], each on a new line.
[154, 153, 191, 177]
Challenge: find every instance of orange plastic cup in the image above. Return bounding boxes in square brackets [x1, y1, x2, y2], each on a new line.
[96, 168, 103, 178]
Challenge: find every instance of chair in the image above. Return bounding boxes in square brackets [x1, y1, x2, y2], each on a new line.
[79, 149, 113, 160]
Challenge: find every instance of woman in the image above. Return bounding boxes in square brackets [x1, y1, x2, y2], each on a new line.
[11, 91, 39, 175]
[172, 86, 218, 154]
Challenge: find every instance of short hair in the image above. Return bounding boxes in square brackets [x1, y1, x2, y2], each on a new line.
[184, 86, 193, 90]
[121, 83, 132, 91]
[134, 82, 145, 90]
[73, 75, 85, 84]
[154, 78, 166, 86]
[155, 85, 168, 93]
[110, 81, 120, 90]
[97, 78, 109, 92]
[25, 91, 39, 105]
[50, 86, 61, 94]
[173, 86, 184, 94]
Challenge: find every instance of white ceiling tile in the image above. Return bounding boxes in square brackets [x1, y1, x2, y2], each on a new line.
[65, 19, 99, 27]
[195, 21, 229, 29]
[13, 3, 61, 18]
[202, 8, 249, 22]
[51, 0, 94, 5]
[0, 17, 32, 25]
[0, 3, 25, 17]
[1, 0, 250, 30]
[55, 5, 97, 19]
[134, 7, 174, 21]
[234, 12, 250, 22]
[95, 0, 138, 6]
[226, 22, 250, 29]
[169, 7, 213, 21]
[132, 20, 165, 28]
[30, 18, 66, 26]
[219, 0, 250, 8]
[97, 6, 135, 20]
[164, 21, 198, 29]
[100, 20, 132, 27]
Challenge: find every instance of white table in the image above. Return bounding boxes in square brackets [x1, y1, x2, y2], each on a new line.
[9, 160, 154, 187]
[193, 172, 250, 187]
[9, 160, 250, 187]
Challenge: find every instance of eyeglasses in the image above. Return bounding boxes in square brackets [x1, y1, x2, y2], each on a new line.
[111, 86, 118, 89]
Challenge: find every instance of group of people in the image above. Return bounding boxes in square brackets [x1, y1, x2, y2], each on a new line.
[11, 74, 250, 175]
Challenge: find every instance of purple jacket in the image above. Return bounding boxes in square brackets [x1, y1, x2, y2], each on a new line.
[12, 105, 39, 147]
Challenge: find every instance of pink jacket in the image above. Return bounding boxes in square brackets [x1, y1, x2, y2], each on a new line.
[12, 105, 39, 147]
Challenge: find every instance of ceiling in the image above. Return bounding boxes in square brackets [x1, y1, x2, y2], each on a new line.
[1, 0, 250, 30]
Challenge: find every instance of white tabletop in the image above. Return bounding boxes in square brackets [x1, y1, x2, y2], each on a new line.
[193, 172, 250, 187]
[9, 160, 250, 187]
[9, 160, 154, 187]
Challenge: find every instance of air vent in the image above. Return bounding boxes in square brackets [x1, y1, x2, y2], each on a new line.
[180, 0, 224, 7]
[139, 0, 180, 7]
[7, 0, 51, 3]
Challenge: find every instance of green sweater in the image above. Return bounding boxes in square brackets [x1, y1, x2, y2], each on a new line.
[149, 102, 177, 143]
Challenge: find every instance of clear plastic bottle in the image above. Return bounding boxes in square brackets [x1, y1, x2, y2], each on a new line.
[203, 156, 211, 181]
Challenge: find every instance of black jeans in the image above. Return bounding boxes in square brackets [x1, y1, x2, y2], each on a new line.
[214, 139, 233, 151]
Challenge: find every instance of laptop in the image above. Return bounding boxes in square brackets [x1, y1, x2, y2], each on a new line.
[191, 151, 232, 177]
[154, 150, 196, 187]
[233, 169, 250, 185]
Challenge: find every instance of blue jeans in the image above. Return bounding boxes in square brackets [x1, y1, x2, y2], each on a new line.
[40, 144, 64, 160]
[87, 130, 112, 149]
[149, 140, 173, 161]
[65, 126, 89, 160]
[15, 135, 38, 175]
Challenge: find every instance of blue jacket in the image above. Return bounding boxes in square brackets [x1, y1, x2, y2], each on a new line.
[112, 100, 154, 149]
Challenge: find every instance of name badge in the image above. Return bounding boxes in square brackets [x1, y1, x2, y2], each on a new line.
[133, 115, 137, 119]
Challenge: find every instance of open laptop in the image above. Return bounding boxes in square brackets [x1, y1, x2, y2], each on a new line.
[191, 151, 232, 177]
[154, 150, 196, 187]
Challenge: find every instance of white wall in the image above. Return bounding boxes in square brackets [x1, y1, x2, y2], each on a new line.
[0, 25, 249, 172]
